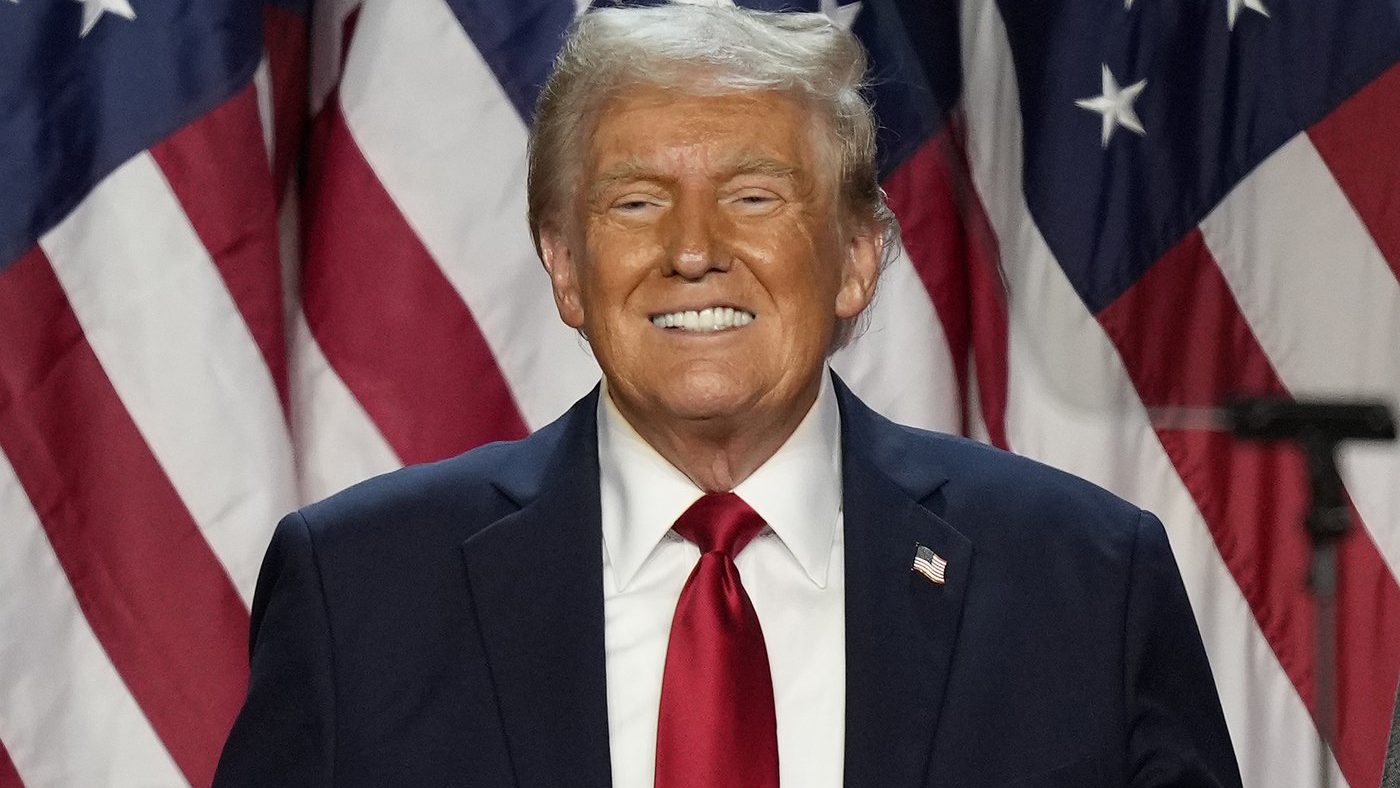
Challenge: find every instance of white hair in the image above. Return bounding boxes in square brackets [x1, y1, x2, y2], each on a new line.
[526, 3, 898, 346]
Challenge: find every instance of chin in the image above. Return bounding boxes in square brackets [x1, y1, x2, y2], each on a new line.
[654, 374, 762, 423]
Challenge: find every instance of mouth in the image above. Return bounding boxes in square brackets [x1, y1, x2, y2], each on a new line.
[650, 306, 755, 332]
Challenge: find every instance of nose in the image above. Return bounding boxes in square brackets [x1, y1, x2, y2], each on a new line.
[664, 195, 729, 280]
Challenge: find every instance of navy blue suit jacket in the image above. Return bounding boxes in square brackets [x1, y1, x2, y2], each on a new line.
[215, 378, 1241, 787]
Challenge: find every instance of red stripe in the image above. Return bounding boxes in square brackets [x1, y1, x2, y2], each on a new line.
[1309, 62, 1400, 284]
[884, 132, 969, 428]
[262, 5, 310, 198]
[953, 115, 1011, 451]
[1098, 230, 1400, 788]
[150, 85, 289, 415]
[885, 123, 1010, 447]
[301, 101, 528, 464]
[0, 248, 250, 787]
[0, 737, 21, 788]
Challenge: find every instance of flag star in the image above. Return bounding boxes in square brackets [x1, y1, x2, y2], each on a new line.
[1225, 0, 1268, 30]
[1075, 64, 1147, 148]
[819, 0, 862, 31]
[76, 0, 135, 37]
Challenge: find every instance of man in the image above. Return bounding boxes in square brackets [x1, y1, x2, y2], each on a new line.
[216, 5, 1241, 786]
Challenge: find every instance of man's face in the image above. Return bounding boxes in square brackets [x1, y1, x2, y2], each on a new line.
[539, 85, 880, 434]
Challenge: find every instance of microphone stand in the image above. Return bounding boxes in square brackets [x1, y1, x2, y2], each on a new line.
[1222, 399, 1396, 788]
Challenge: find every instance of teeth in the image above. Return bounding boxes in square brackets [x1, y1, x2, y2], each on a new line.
[650, 307, 755, 331]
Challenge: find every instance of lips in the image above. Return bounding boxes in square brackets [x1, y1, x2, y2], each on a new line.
[650, 306, 755, 331]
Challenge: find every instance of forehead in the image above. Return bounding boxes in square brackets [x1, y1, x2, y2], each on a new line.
[584, 85, 823, 175]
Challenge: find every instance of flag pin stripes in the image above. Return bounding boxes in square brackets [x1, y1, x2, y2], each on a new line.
[912, 544, 948, 585]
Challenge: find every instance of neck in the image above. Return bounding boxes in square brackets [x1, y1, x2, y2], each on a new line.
[608, 378, 823, 493]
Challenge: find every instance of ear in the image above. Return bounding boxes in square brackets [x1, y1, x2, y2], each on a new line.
[834, 220, 882, 320]
[539, 224, 587, 329]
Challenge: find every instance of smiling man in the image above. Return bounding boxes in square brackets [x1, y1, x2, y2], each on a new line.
[215, 6, 1241, 787]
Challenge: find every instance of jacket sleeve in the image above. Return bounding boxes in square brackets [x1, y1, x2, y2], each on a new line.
[1124, 510, 1244, 788]
[213, 512, 336, 787]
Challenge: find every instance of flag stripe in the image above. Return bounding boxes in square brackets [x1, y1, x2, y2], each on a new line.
[40, 153, 296, 604]
[150, 83, 290, 416]
[302, 102, 528, 464]
[885, 133, 972, 429]
[0, 248, 248, 787]
[0, 446, 182, 787]
[309, 0, 363, 116]
[862, 131, 985, 433]
[831, 242, 962, 433]
[877, 128, 1001, 438]
[273, 168, 401, 502]
[336, 0, 601, 430]
[253, 59, 277, 165]
[262, 4, 311, 199]
[1308, 63, 1400, 285]
[289, 307, 402, 503]
[954, 4, 1348, 785]
[1099, 228, 1400, 788]
[0, 738, 19, 788]
[1199, 134, 1400, 582]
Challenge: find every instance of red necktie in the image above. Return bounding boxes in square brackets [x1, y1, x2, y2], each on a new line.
[655, 493, 779, 788]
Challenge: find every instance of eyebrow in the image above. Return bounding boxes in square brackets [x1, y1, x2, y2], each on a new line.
[588, 161, 659, 202]
[587, 156, 803, 202]
[725, 156, 801, 181]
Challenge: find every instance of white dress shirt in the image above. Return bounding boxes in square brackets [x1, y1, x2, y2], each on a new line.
[598, 372, 846, 788]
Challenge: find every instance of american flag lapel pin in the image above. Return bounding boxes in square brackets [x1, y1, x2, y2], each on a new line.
[911, 544, 948, 585]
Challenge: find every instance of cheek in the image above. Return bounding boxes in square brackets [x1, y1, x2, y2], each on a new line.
[577, 244, 653, 328]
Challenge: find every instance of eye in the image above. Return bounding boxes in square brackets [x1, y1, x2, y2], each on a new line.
[611, 195, 666, 216]
[724, 187, 784, 215]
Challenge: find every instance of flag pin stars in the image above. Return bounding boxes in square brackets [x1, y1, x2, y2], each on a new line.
[912, 544, 948, 585]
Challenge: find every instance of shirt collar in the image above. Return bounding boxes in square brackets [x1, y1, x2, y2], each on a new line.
[597, 371, 843, 591]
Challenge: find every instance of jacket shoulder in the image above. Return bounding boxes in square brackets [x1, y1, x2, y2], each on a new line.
[295, 396, 585, 549]
[860, 409, 1147, 556]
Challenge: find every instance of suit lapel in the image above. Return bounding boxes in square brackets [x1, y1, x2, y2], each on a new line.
[838, 383, 974, 788]
[460, 391, 613, 788]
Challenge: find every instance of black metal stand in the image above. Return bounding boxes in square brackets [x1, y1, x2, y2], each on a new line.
[1300, 435, 1347, 788]
[1225, 399, 1396, 788]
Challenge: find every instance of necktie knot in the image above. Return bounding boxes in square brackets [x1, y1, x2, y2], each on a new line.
[672, 492, 766, 559]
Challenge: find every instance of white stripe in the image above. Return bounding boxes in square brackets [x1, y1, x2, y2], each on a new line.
[39, 154, 298, 606]
[276, 179, 401, 503]
[336, 0, 601, 430]
[0, 450, 186, 787]
[912, 563, 946, 584]
[1199, 136, 1400, 582]
[832, 244, 962, 433]
[957, 3, 1346, 786]
[290, 308, 403, 503]
[253, 56, 275, 167]
[965, 356, 992, 444]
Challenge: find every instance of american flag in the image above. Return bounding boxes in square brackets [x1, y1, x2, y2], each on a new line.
[0, 0, 1396, 785]
[912, 544, 949, 585]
